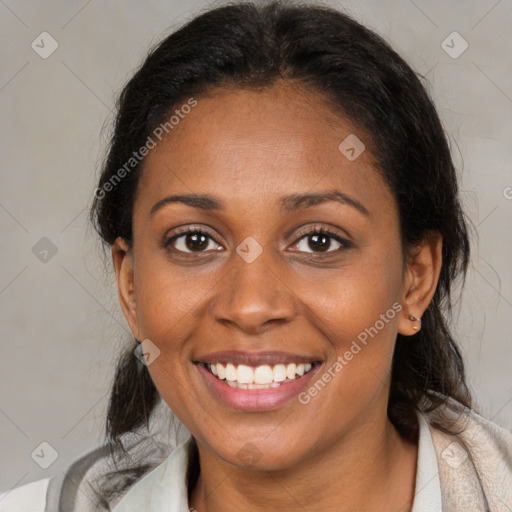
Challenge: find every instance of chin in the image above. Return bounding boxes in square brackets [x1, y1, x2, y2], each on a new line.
[208, 437, 310, 472]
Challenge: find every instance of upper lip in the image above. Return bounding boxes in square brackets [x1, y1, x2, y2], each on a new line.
[195, 351, 321, 366]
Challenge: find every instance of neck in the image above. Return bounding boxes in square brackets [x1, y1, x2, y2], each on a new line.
[188, 407, 419, 512]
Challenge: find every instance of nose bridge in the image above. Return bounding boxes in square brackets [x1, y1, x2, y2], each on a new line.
[211, 242, 297, 333]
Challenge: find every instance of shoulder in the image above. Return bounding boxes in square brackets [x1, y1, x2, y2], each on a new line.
[0, 477, 51, 511]
[0, 443, 112, 512]
[0, 403, 186, 511]
[422, 396, 512, 456]
[421, 397, 512, 511]
[0, 442, 151, 512]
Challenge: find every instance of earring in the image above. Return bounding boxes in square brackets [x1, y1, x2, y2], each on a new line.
[408, 315, 421, 331]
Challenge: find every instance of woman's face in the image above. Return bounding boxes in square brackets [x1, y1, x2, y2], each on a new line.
[114, 82, 435, 470]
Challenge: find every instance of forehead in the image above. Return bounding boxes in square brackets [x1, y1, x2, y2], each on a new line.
[136, 82, 394, 216]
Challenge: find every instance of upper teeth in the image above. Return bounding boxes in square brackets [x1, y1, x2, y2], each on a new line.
[208, 362, 313, 386]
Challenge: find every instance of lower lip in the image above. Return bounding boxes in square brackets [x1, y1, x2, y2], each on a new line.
[196, 363, 321, 411]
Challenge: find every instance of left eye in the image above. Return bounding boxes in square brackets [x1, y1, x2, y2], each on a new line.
[291, 228, 347, 254]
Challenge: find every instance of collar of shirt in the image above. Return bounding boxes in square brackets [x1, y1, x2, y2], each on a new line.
[112, 409, 441, 512]
[411, 410, 443, 512]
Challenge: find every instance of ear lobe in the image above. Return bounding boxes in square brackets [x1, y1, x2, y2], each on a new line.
[112, 237, 140, 339]
[398, 232, 443, 336]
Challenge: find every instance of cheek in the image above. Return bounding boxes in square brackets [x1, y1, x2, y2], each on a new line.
[131, 255, 202, 418]
[302, 240, 403, 346]
[296, 243, 404, 415]
[132, 247, 209, 341]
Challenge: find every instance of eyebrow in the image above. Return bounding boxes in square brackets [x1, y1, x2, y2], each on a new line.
[150, 189, 369, 217]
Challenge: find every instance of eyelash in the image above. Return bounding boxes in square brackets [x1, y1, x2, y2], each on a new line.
[163, 225, 352, 255]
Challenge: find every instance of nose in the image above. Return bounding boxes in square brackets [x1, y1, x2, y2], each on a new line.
[210, 248, 298, 335]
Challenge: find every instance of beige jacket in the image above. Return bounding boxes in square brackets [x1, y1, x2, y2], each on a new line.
[427, 398, 512, 511]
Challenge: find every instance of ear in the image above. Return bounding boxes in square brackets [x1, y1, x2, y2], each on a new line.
[112, 237, 141, 340]
[398, 231, 443, 336]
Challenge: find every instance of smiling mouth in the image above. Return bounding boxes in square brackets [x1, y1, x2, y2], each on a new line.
[201, 361, 319, 389]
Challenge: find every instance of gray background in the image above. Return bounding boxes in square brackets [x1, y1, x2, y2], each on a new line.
[1, 0, 511, 494]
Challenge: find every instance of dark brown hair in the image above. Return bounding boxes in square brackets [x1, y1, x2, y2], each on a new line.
[90, 0, 474, 503]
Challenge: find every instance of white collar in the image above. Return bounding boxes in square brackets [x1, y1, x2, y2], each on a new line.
[411, 409, 443, 511]
[112, 409, 441, 511]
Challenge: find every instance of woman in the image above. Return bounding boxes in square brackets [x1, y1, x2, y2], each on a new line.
[2, 1, 511, 511]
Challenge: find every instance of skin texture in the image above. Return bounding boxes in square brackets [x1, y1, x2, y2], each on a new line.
[112, 81, 442, 512]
